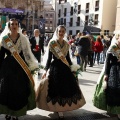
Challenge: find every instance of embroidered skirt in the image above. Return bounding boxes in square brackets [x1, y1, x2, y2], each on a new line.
[36, 60, 86, 112]
[0, 55, 36, 116]
[93, 64, 120, 114]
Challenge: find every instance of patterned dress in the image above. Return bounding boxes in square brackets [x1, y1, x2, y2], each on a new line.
[0, 34, 38, 117]
[36, 40, 86, 112]
[93, 44, 120, 114]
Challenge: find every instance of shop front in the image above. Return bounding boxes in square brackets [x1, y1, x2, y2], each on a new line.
[0, 8, 25, 30]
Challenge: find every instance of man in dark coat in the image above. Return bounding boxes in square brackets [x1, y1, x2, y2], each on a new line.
[29, 29, 44, 63]
[75, 31, 90, 71]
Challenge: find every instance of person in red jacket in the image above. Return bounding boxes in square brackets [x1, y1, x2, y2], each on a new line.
[94, 36, 103, 64]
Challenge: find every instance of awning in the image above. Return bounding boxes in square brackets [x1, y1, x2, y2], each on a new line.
[83, 26, 101, 35]
[0, 8, 24, 14]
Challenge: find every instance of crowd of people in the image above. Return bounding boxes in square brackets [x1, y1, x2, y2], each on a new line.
[67, 32, 113, 71]
[0, 18, 120, 120]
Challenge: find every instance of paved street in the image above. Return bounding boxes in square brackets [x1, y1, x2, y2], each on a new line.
[0, 56, 119, 120]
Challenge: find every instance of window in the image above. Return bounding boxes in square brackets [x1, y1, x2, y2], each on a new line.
[45, 27, 48, 30]
[57, 19, 61, 25]
[50, 21, 52, 24]
[76, 17, 80, 26]
[70, 7, 73, 16]
[78, 5, 81, 14]
[61, 18, 64, 25]
[69, 30, 72, 35]
[69, 18, 73, 27]
[95, 1, 99, 11]
[94, 14, 99, 25]
[50, 14, 53, 17]
[58, 9, 61, 17]
[49, 27, 53, 31]
[59, 0, 65, 4]
[59, 0, 61, 4]
[64, 8, 67, 17]
[85, 15, 89, 25]
[35, 10, 37, 18]
[86, 3, 89, 13]
[64, 18, 66, 26]
[104, 30, 109, 35]
[46, 14, 48, 17]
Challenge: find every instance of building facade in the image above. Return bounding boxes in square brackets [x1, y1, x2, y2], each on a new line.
[41, 0, 56, 33]
[0, 0, 56, 34]
[115, 0, 120, 32]
[52, 0, 117, 35]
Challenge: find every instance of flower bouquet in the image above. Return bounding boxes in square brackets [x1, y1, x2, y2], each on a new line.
[70, 64, 82, 78]
[31, 64, 44, 75]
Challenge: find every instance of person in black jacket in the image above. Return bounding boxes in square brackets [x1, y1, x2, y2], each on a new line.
[75, 31, 90, 71]
[29, 29, 44, 63]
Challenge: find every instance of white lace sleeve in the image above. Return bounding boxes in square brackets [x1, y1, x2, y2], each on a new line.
[20, 34, 39, 71]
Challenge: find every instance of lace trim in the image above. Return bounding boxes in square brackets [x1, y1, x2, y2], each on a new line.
[108, 44, 120, 61]
[47, 93, 81, 106]
[1, 34, 38, 71]
[49, 40, 69, 59]
[2, 35, 22, 53]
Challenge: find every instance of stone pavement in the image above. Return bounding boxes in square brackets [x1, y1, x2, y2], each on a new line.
[0, 57, 119, 120]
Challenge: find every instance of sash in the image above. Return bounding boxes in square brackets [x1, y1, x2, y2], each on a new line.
[50, 40, 70, 67]
[3, 35, 35, 87]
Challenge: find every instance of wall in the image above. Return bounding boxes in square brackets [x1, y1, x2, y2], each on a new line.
[101, 0, 117, 34]
[115, 0, 120, 32]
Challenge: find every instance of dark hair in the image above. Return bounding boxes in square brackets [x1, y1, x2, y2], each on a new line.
[8, 18, 18, 28]
[96, 36, 101, 42]
[22, 29, 26, 33]
[82, 31, 86, 35]
[56, 25, 66, 32]
[100, 35, 104, 39]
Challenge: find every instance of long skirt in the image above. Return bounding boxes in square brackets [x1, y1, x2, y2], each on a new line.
[0, 56, 36, 117]
[36, 77, 86, 112]
[93, 65, 120, 114]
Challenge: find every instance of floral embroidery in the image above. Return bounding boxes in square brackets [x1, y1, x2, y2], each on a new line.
[109, 45, 120, 61]
[49, 40, 69, 59]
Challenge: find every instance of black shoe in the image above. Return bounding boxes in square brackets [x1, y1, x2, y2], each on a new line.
[59, 117, 64, 120]
[58, 112, 64, 120]
[89, 65, 93, 67]
[12, 117, 18, 120]
[59, 115, 64, 120]
[5, 115, 11, 120]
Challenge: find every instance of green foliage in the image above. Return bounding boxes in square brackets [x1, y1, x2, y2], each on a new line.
[31, 65, 44, 75]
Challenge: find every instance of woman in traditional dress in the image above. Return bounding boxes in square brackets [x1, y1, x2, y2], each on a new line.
[93, 32, 120, 119]
[36, 25, 86, 119]
[0, 18, 39, 120]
